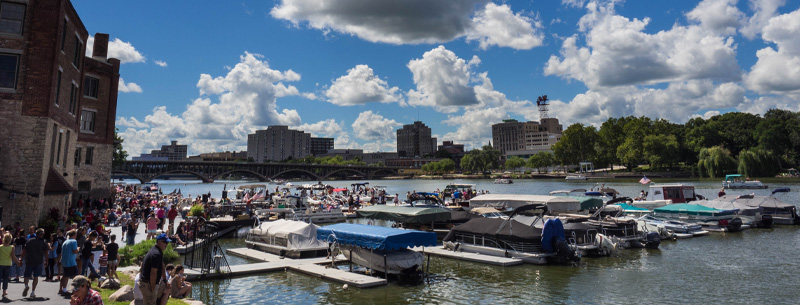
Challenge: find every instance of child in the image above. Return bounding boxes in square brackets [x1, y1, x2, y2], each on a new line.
[98, 248, 108, 280]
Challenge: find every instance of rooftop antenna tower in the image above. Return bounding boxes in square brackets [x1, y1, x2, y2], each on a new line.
[536, 95, 549, 119]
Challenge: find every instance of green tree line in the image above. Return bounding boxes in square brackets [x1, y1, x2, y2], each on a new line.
[552, 109, 800, 177]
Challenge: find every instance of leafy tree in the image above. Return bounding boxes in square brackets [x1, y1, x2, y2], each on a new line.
[697, 146, 737, 178]
[504, 156, 526, 173]
[527, 151, 555, 173]
[552, 123, 598, 166]
[615, 117, 651, 170]
[642, 134, 679, 170]
[113, 128, 128, 168]
[460, 154, 476, 172]
[597, 116, 632, 170]
[755, 109, 800, 166]
[737, 148, 781, 177]
[460, 146, 501, 173]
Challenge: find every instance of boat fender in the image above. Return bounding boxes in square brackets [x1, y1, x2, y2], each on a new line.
[595, 233, 617, 255]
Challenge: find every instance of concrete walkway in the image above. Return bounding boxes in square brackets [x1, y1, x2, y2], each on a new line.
[106, 216, 187, 246]
[1, 278, 83, 304]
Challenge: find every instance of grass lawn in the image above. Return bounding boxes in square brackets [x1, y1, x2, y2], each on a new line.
[99, 271, 188, 305]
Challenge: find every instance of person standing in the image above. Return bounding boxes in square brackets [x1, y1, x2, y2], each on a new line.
[80, 232, 101, 280]
[46, 233, 59, 282]
[69, 275, 103, 305]
[12, 229, 25, 282]
[120, 210, 130, 242]
[167, 205, 178, 233]
[60, 230, 79, 295]
[0, 233, 21, 298]
[126, 216, 139, 246]
[21, 228, 50, 298]
[140, 234, 172, 305]
[146, 213, 160, 241]
[156, 205, 166, 231]
[106, 235, 119, 280]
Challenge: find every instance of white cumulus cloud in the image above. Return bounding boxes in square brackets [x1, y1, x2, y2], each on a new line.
[118, 78, 142, 93]
[325, 65, 402, 106]
[745, 8, 800, 94]
[466, 3, 544, 50]
[293, 119, 344, 138]
[407, 46, 479, 112]
[351, 111, 401, 142]
[154, 60, 168, 67]
[116, 116, 149, 128]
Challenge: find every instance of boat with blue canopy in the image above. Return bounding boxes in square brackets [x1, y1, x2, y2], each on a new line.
[316, 223, 437, 277]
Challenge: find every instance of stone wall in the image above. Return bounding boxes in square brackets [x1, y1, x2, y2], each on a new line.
[74, 143, 113, 200]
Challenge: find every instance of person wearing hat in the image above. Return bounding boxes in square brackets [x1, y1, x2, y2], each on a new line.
[70, 275, 102, 305]
[140, 234, 171, 305]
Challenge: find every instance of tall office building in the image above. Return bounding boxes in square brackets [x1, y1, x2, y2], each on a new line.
[492, 118, 563, 159]
[247, 126, 311, 162]
[396, 121, 437, 158]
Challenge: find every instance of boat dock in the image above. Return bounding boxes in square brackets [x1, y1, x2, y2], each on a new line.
[175, 226, 238, 254]
[412, 246, 524, 266]
[185, 248, 386, 288]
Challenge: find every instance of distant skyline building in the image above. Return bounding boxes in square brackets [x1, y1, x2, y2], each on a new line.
[492, 118, 563, 159]
[144, 140, 187, 161]
[187, 151, 247, 161]
[310, 137, 334, 155]
[247, 125, 311, 162]
[396, 121, 437, 158]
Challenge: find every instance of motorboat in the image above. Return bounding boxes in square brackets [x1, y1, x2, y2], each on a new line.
[565, 174, 588, 181]
[722, 174, 768, 189]
[316, 223, 437, 278]
[637, 214, 709, 239]
[580, 204, 659, 249]
[515, 212, 614, 257]
[494, 176, 513, 184]
[443, 204, 580, 264]
[652, 203, 743, 232]
[630, 183, 702, 210]
[245, 219, 330, 258]
[468, 207, 509, 219]
[696, 196, 772, 228]
[356, 205, 477, 239]
[402, 192, 444, 207]
[548, 189, 605, 212]
[469, 194, 582, 214]
[703, 189, 799, 225]
[258, 195, 346, 224]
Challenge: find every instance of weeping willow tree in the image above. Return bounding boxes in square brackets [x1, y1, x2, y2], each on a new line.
[697, 146, 737, 178]
[737, 148, 781, 177]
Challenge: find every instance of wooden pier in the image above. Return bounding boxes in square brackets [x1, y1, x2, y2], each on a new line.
[184, 248, 386, 288]
[412, 246, 524, 266]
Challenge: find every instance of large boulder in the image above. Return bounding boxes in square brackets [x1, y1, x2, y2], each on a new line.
[110, 285, 134, 302]
[101, 278, 122, 289]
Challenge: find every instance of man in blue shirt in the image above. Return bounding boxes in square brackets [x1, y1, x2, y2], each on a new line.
[59, 230, 79, 295]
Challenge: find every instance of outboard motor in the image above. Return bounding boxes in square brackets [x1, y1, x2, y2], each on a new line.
[644, 232, 661, 249]
[554, 238, 580, 263]
[759, 214, 774, 228]
[724, 217, 743, 232]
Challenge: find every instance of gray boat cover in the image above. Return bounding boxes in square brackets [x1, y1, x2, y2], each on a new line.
[249, 219, 328, 250]
[469, 194, 581, 213]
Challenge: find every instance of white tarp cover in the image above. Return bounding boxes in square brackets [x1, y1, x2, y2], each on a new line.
[252, 219, 328, 250]
[343, 246, 424, 274]
[469, 194, 581, 213]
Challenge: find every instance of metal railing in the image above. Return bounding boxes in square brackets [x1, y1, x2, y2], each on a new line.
[184, 222, 231, 275]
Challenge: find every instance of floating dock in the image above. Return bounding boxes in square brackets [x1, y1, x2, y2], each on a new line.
[185, 247, 385, 288]
[412, 246, 524, 266]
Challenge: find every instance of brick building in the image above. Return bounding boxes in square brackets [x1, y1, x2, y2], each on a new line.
[247, 126, 311, 162]
[0, 0, 120, 227]
[396, 121, 437, 158]
[491, 118, 562, 160]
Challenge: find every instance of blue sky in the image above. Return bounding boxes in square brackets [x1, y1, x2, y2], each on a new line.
[71, 0, 800, 157]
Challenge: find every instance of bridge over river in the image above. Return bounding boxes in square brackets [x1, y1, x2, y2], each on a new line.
[112, 160, 401, 183]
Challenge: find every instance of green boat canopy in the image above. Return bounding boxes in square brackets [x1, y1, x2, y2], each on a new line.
[356, 205, 452, 224]
[567, 196, 604, 211]
[654, 203, 737, 216]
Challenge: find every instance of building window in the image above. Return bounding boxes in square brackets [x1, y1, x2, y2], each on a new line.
[85, 146, 93, 165]
[0, 2, 25, 35]
[80, 110, 95, 133]
[68, 83, 77, 114]
[63, 130, 70, 168]
[72, 36, 82, 67]
[60, 19, 67, 51]
[74, 147, 81, 167]
[55, 130, 63, 167]
[0, 53, 19, 89]
[83, 76, 99, 98]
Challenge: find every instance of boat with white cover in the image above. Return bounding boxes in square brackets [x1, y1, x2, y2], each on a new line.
[245, 219, 329, 258]
[722, 174, 768, 189]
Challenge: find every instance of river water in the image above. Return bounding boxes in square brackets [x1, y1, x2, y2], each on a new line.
[135, 177, 800, 305]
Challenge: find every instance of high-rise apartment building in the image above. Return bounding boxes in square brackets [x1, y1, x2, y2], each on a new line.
[247, 126, 311, 162]
[310, 137, 334, 155]
[0, 0, 120, 226]
[396, 121, 437, 158]
[492, 118, 563, 159]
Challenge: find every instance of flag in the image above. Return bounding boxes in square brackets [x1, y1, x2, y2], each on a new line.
[639, 176, 651, 185]
[243, 192, 251, 202]
[253, 190, 264, 201]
